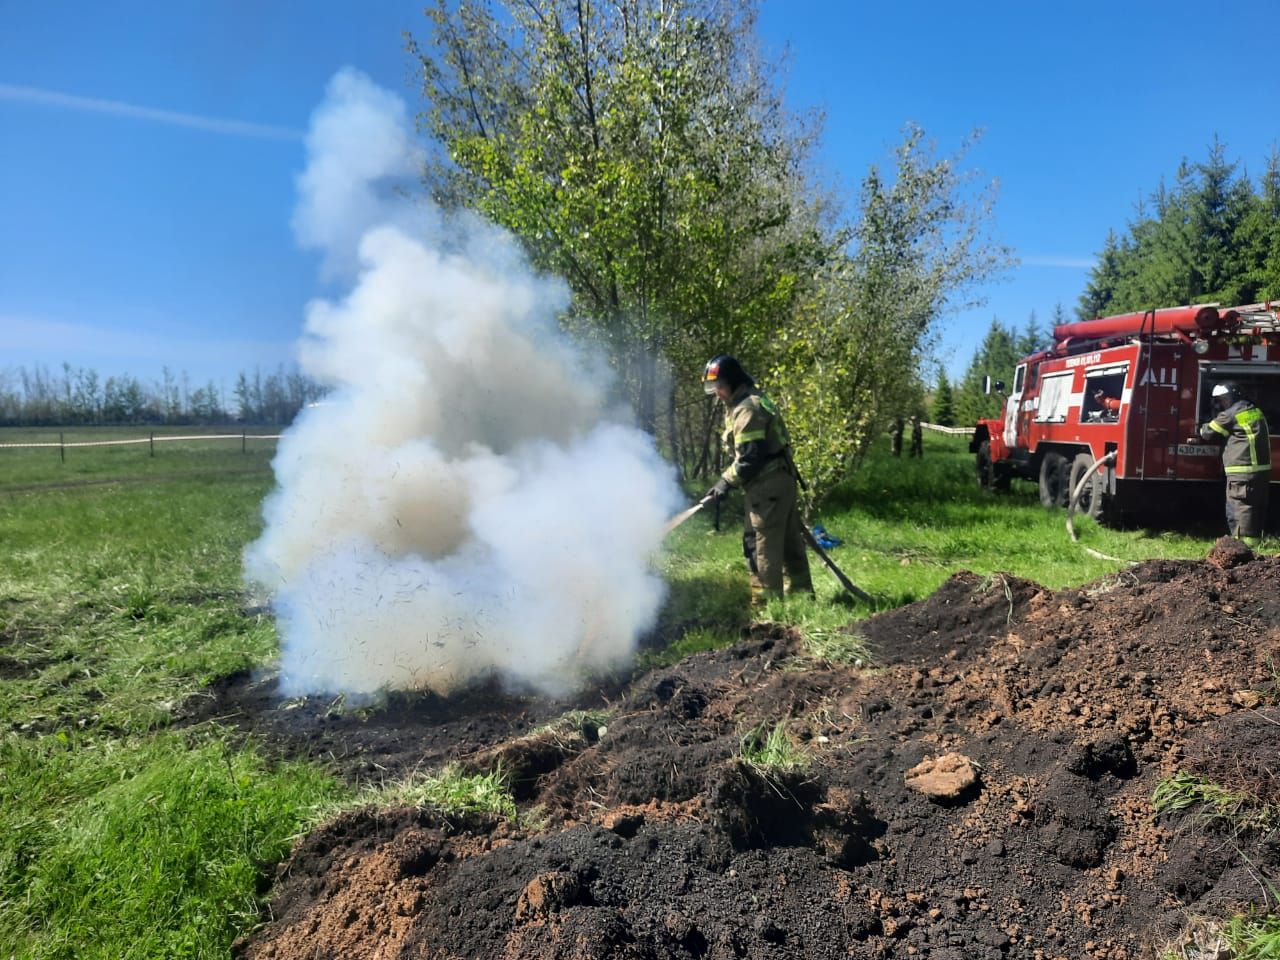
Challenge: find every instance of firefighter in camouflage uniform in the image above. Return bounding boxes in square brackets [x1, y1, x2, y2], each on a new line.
[703, 356, 813, 604]
[1199, 383, 1271, 546]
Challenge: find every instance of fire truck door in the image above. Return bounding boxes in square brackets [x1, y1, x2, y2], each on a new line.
[1141, 411, 1176, 478]
[1004, 364, 1027, 448]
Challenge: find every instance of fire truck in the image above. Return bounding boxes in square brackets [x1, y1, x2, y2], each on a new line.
[970, 302, 1280, 523]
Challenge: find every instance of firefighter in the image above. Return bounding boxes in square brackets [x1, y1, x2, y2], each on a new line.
[703, 355, 813, 604]
[891, 418, 904, 457]
[1199, 383, 1271, 546]
[909, 415, 923, 457]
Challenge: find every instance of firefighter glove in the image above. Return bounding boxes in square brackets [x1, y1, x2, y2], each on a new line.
[706, 479, 731, 502]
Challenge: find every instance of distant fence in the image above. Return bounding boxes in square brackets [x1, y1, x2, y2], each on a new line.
[920, 422, 972, 436]
[0, 432, 280, 461]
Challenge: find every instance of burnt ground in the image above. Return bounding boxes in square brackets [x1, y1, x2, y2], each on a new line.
[199, 537, 1280, 960]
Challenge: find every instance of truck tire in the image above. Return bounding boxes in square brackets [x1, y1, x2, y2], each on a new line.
[1068, 452, 1108, 521]
[976, 440, 1011, 492]
[1038, 452, 1069, 508]
[976, 440, 994, 489]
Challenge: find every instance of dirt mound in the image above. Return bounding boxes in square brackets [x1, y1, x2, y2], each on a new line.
[231, 547, 1280, 960]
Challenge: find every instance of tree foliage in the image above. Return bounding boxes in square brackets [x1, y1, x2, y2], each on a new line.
[770, 128, 1009, 505]
[930, 371, 955, 426]
[950, 310, 1053, 426]
[953, 320, 1020, 425]
[410, 0, 824, 465]
[410, 2, 1007, 503]
[1077, 140, 1280, 318]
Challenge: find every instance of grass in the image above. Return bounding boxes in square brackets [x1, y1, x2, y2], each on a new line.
[636, 624, 742, 668]
[0, 425, 278, 489]
[739, 721, 809, 774]
[799, 624, 872, 666]
[1152, 772, 1276, 831]
[1152, 772, 1280, 958]
[0, 467, 278, 734]
[337, 764, 518, 822]
[1220, 913, 1280, 959]
[657, 431, 1217, 660]
[0, 732, 343, 960]
[531, 708, 613, 740]
[1161, 912, 1280, 960]
[0, 434, 346, 959]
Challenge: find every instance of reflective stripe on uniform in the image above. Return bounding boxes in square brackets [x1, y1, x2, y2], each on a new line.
[1225, 463, 1271, 474]
[1207, 420, 1230, 436]
[1236, 407, 1265, 467]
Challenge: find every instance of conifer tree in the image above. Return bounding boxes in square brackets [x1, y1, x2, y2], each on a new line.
[931, 372, 955, 426]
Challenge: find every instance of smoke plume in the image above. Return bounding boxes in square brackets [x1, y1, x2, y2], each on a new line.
[245, 69, 681, 698]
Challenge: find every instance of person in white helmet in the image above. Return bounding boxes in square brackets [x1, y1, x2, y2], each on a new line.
[1199, 383, 1271, 546]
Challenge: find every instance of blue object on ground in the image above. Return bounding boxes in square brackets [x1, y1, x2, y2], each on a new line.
[811, 524, 842, 549]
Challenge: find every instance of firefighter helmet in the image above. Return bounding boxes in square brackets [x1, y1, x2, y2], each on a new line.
[1211, 383, 1234, 399]
[702, 355, 753, 395]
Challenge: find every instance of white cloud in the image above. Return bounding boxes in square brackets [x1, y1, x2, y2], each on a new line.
[0, 82, 303, 141]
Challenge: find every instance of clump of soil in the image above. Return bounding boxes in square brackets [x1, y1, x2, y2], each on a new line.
[225, 548, 1280, 960]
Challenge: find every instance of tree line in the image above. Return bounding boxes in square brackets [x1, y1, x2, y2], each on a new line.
[0, 364, 325, 427]
[1078, 139, 1280, 319]
[940, 307, 1059, 427]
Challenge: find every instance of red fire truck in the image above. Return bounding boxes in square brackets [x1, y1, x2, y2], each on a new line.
[970, 302, 1280, 523]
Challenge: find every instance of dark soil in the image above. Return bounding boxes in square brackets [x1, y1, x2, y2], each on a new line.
[176, 670, 614, 781]
[225, 537, 1280, 960]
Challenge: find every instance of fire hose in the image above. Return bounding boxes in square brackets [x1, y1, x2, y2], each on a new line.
[663, 497, 873, 603]
[1064, 451, 1134, 565]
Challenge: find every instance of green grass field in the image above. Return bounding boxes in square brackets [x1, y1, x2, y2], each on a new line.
[0, 426, 279, 489]
[0, 426, 1225, 957]
[658, 429, 1213, 651]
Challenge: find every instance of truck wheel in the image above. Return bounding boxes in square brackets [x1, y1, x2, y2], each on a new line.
[976, 440, 994, 489]
[976, 440, 1011, 492]
[1068, 452, 1108, 521]
[1038, 452, 1069, 508]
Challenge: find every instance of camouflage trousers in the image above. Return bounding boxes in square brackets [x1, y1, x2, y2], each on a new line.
[742, 467, 813, 602]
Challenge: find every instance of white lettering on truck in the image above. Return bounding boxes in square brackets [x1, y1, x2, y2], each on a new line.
[1065, 353, 1101, 368]
[1138, 367, 1178, 388]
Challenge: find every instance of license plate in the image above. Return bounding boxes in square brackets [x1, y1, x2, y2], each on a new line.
[1176, 444, 1217, 456]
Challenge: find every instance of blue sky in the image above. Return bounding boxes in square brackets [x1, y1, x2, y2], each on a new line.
[2, 0, 1277, 399]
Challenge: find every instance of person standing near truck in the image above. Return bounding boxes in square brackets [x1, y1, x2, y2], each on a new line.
[702, 355, 813, 604]
[1199, 383, 1271, 546]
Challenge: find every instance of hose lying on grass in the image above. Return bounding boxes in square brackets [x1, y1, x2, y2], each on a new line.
[1065, 451, 1135, 565]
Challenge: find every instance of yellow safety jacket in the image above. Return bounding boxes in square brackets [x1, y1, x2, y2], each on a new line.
[1200, 399, 1272, 475]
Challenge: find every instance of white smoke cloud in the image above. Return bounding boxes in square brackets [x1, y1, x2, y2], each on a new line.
[245, 69, 680, 697]
[291, 67, 427, 280]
